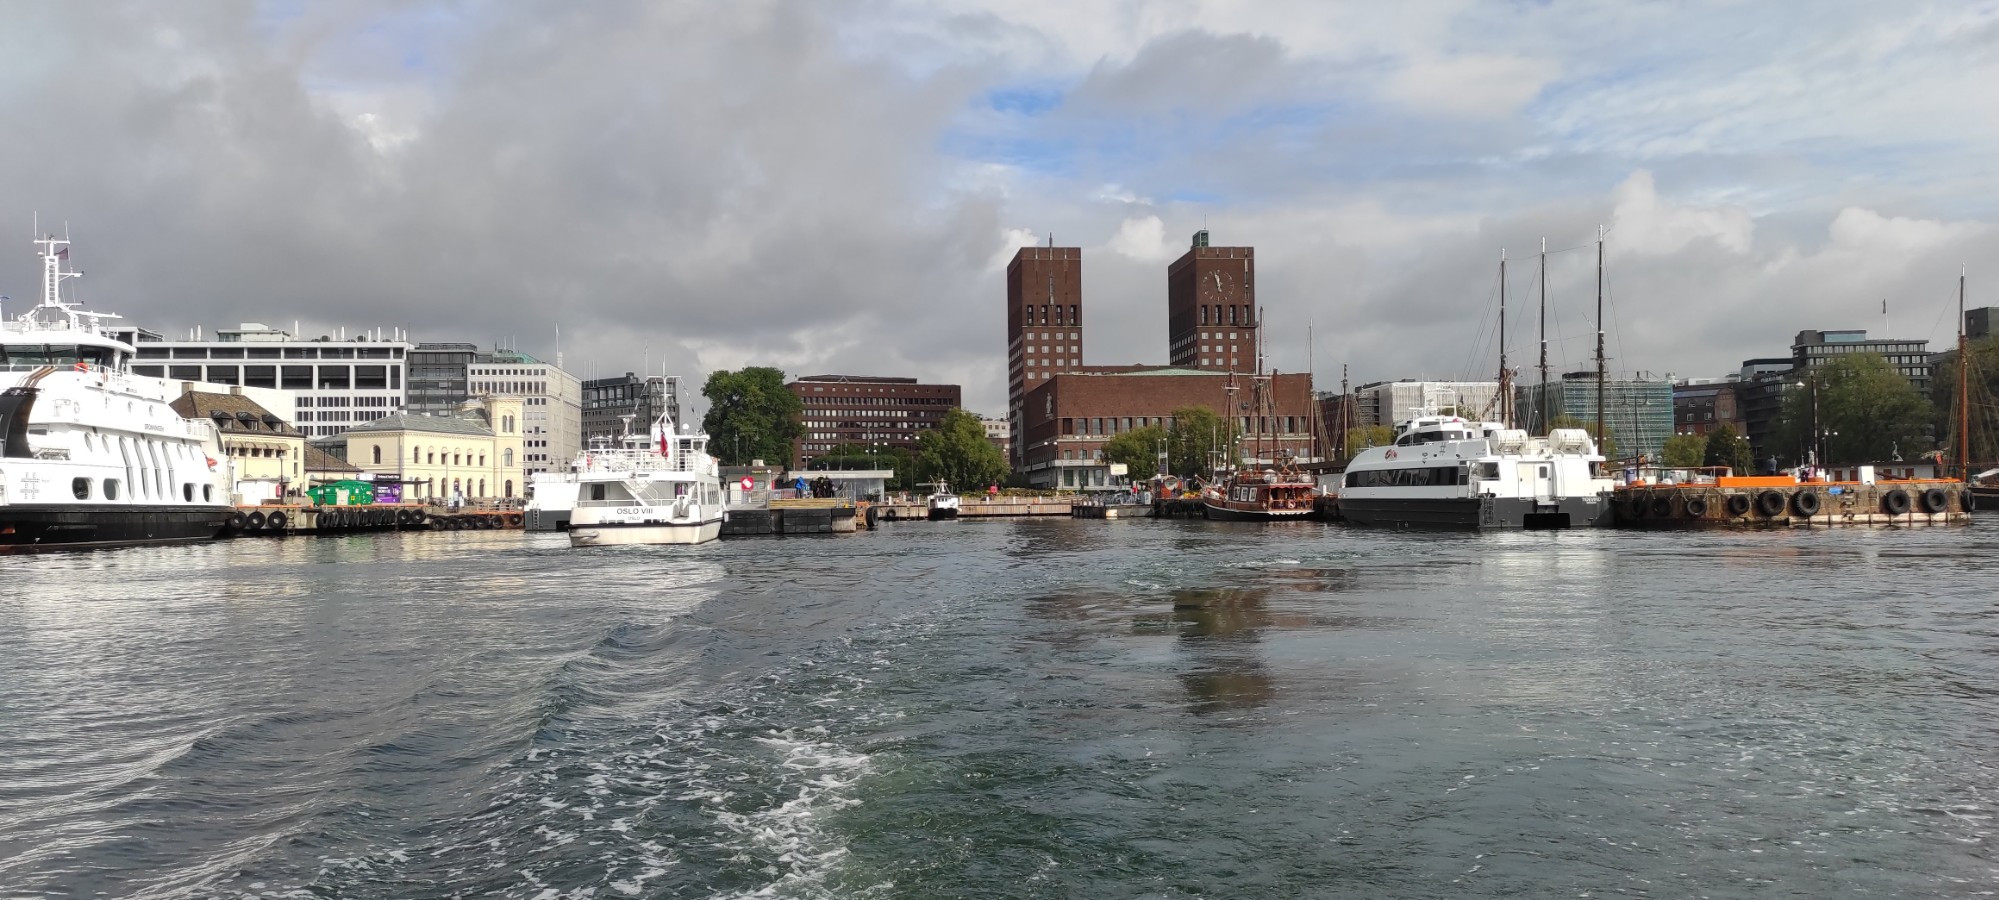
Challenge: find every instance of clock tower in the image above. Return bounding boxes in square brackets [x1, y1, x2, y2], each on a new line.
[1166, 230, 1257, 371]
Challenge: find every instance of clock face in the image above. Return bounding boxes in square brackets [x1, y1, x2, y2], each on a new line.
[1210, 270, 1236, 297]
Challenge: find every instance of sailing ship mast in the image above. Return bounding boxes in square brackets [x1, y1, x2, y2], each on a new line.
[1595, 225, 1607, 454]
[1538, 237, 1549, 434]
[1498, 250, 1512, 427]
[1960, 265, 1970, 481]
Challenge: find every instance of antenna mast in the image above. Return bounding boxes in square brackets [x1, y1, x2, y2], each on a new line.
[1595, 225, 1607, 454]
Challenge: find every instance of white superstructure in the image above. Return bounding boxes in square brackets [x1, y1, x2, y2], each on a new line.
[0, 234, 234, 551]
[1337, 411, 1613, 529]
[567, 413, 723, 547]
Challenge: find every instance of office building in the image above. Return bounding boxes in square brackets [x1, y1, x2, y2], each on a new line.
[122, 323, 410, 438]
[407, 342, 479, 417]
[329, 396, 528, 503]
[981, 415, 1011, 459]
[1792, 329, 1931, 389]
[1005, 245, 1084, 470]
[789, 375, 963, 469]
[1672, 379, 1746, 436]
[466, 349, 582, 476]
[584, 373, 681, 445]
[1517, 372, 1674, 461]
[1351, 380, 1501, 429]
[1166, 231, 1258, 371]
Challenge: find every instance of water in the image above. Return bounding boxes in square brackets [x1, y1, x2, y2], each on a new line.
[2, 521, 1996, 898]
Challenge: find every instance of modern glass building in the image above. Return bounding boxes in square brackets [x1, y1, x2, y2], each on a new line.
[1516, 372, 1674, 462]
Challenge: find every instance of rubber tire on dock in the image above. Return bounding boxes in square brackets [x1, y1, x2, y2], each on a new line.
[1648, 495, 1673, 518]
[506, 513, 523, 527]
[1964, 490, 1976, 513]
[230, 511, 247, 531]
[247, 510, 268, 530]
[1683, 496, 1709, 519]
[1791, 490, 1821, 517]
[267, 511, 288, 530]
[865, 506, 879, 529]
[1724, 494, 1752, 518]
[1920, 488, 1949, 514]
[1755, 491, 1787, 518]
[1882, 489, 1911, 515]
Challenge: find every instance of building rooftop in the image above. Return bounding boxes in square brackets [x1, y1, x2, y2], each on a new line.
[167, 390, 300, 437]
[346, 411, 494, 437]
[303, 444, 363, 474]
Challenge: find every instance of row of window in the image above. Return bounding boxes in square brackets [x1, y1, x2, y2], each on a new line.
[72, 477, 214, 503]
[1198, 304, 1253, 326]
[137, 346, 404, 360]
[1345, 466, 1473, 488]
[371, 445, 515, 467]
[1023, 304, 1080, 326]
[132, 364, 402, 390]
[1058, 415, 1307, 437]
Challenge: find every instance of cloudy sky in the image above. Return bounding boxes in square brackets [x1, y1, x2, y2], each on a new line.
[3, 0, 1997, 415]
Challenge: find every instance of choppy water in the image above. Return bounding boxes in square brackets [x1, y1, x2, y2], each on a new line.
[2, 520, 1997, 898]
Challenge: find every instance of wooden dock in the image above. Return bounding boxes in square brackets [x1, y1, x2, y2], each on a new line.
[1611, 477, 1972, 527]
[870, 497, 1073, 521]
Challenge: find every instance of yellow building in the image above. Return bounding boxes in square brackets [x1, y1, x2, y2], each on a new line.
[169, 388, 307, 504]
[335, 397, 527, 502]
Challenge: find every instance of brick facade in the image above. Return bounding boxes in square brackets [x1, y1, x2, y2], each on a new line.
[1019, 368, 1316, 489]
[1006, 246, 1083, 470]
[1166, 232, 1258, 371]
[790, 375, 962, 469]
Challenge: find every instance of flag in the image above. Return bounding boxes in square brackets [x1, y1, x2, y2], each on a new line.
[56, 247, 67, 260]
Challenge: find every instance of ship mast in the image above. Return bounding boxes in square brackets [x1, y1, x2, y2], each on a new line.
[1960, 265, 1970, 481]
[1538, 237, 1549, 434]
[1595, 225, 1607, 455]
[1498, 250, 1511, 427]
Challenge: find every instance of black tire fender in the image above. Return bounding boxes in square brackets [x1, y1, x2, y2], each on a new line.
[1791, 490, 1821, 517]
[1920, 488, 1949, 514]
[1756, 491, 1787, 517]
[1724, 493, 1752, 517]
[1683, 496, 1708, 518]
[1882, 489, 1911, 515]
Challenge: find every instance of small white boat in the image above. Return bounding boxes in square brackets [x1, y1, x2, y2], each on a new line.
[927, 482, 961, 520]
[567, 413, 723, 547]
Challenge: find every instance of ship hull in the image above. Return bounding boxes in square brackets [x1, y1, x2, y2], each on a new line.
[927, 507, 959, 521]
[1338, 495, 1609, 530]
[1202, 502, 1316, 523]
[568, 517, 722, 547]
[0, 503, 234, 553]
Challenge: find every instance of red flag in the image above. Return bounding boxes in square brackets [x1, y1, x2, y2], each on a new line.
[659, 433, 668, 456]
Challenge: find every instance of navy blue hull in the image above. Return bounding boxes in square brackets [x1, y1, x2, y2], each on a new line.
[0, 503, 233, 552]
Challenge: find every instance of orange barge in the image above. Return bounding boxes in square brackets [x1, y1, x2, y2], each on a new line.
[1611, 467, 1971, 528]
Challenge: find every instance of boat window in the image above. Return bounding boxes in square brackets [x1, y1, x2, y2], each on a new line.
[183, 483, 195, 502]
[203, 485, 213, 502]
[104, 478, 120, 500]
[73, 477, 90, 500]
[591, 484, 606, 501]
[1473, 462, 1499, 480]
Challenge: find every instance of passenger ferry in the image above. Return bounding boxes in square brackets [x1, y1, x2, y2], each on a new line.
[0, 234, 234, 551]
[567, 414, 723, 546]
[1337, 412, 1612, 529]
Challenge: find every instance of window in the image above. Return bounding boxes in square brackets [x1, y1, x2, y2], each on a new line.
[503, 448, 514, 466]
[183, 483, 194, 502]
[371, 446, 382, 464]
[104, 478, 120, 500]
[72, 477, 90, 500]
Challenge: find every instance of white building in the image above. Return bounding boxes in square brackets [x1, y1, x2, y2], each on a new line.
[1353, 380, 1502, 429]
[466, 351, 581, 477]
[120, 323, 411, 439]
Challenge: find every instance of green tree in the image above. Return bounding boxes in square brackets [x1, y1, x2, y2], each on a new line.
[917, 408, 1009, 491]
[702, 367, 804, 466]
[1548, 414, 1617, 459]
[1660, 433, 1706, 467]
[1342, 425, 1396, 454]
[1167, 405, 1239, 479]
[1102, 425, 1169, 477]
[1702, 423, 1756, 476]
[1778, 353, 1933, 465]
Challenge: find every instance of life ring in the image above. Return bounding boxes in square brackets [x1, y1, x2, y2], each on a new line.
[1683, 496, 1709, 518]
[1881, 489, 1911, 515]
[1649, 495, 1673, 518]
[1724, 494, 1752, 517]
[266, 511, 288, 530]
[1920, 488, 1948, 514]
[229, 511, 247, 531]
[246, 510, 267, 530]
[506, 513, 524, 527]
[1791, 490, 1821, 517]
[1755, 490, 1787, 517]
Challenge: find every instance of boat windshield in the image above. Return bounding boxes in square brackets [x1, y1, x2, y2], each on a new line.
[1, 343, 120, 369]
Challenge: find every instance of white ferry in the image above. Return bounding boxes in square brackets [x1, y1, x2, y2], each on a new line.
[567, 414, 723, 546]
[0, 235, 234, 551]
[1337, 412, 1613, 529]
